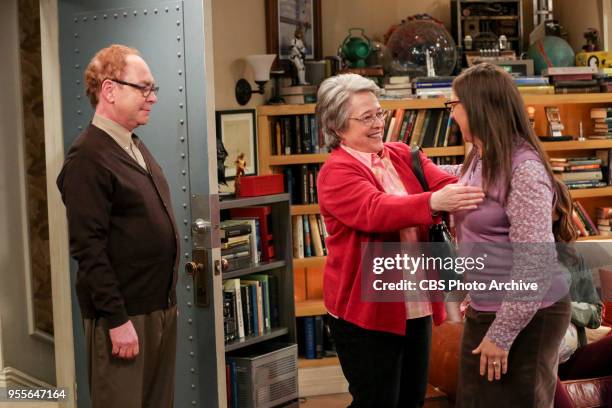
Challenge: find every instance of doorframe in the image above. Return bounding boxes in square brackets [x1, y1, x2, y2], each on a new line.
[40, 1, 75, 407]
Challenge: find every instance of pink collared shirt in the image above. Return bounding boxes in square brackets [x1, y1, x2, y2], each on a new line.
[340, 144, 432, 320]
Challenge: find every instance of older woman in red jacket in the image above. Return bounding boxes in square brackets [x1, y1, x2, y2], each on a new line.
[316, 73, 485, 408]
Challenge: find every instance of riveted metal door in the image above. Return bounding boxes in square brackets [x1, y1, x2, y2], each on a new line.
[57, 1, 223, 407]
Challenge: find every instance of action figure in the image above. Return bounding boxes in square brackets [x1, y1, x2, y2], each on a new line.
[289, 26, 309, 85]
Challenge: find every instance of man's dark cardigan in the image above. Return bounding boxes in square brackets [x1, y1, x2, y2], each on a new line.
[57, 125, 180, 328]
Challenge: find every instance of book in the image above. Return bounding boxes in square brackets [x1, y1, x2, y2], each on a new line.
[223, 279, 244, 338]
[308, 214, 324, 257]
[292, 215, 304, 258]
[244, 274, 271, 331]
[542, 66, 598, 76]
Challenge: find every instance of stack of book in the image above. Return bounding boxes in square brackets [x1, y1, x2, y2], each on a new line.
[279, 85, 317, 105]
[550, 156, 606, 189]
[220, 220, 255, 271]
[572, 201, 599, 237]
[597, 70, 612, 93]
[542, 66, 600, 94]
[292, 214, 328, 258]
[590, 108, 612, 139]
[230, 206, 275, 261]
[223, 274, 280, 343]
[297, 315, 337, 359]
[380, 76, 412, 99]
[514, 76, 553, 94]
[597, 207, 612, 236]
[412, 76, 453, 98]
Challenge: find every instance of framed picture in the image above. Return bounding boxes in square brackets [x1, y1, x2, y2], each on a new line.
[215, 109, 258, 179]
[265, 0, 322, 72]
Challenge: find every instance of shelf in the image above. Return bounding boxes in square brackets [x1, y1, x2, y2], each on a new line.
[222, 260, 286, 279]
[461, 15, 518, 20]
[268, 145, 466, 165]
[219, 193, 290, 209]
[269, 153, 329, 165]
[295, 299, 327, 317]
[569, 186, 612, 199]
[293, 256, 326, 269]
[224, 327, 289, 352]
[523, 94, 612, 105]
[291, 204, 321, 215]
[577, 235, 612, 241]
[541, 139, 612, 151]
[257, 94, 612, 119]
[298, 356, 339, 369]
[422, 145, 465, 157]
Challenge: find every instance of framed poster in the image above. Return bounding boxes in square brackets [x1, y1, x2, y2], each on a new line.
[265, 0, 322, 72]
[215, 109, 257, 179]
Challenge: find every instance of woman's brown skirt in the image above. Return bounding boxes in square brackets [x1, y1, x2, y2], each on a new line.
[456, 298, 570, 408]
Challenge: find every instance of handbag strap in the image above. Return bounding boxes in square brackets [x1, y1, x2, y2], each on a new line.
[410, 146, 429, 192]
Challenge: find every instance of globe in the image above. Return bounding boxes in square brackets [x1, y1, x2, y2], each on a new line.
[386, 19, 457, 77]
[527, 36, 575, 74]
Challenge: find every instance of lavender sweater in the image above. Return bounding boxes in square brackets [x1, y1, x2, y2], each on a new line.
[440, 143, 567, 350]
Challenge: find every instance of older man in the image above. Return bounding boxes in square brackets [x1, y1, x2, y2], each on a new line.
[57, 44, 179, 407]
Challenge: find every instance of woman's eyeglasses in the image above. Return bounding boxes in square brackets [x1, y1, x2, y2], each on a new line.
[110, 78, 160, 98]
[444, 99, 460, 113]
[349, 110, 388, 127]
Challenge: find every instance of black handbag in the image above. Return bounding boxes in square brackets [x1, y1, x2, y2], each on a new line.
[410, 146, 458, 282]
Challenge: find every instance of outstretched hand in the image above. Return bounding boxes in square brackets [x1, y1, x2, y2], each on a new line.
[430, 183, 485, 213]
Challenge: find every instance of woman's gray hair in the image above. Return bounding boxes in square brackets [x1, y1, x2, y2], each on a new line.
[316, 73, 380, 149]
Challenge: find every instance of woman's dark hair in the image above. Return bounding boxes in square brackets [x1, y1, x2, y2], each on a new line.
[452, 63, 577, 243]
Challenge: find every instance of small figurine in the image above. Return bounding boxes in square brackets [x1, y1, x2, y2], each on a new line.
[234, 152, 246, 196]
[583, 28, 599, 52]
[289, 26, 309, 85]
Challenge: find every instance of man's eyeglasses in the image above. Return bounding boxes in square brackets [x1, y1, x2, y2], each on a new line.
[349, 110, 388, 127]
[110, 78, 159, 98]
[444, 99, 460, 112]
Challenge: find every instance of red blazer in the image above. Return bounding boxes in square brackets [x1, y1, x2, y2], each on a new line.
[317, 142, 458, 335]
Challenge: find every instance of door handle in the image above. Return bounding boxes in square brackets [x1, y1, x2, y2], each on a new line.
[184, 249, 209, 308]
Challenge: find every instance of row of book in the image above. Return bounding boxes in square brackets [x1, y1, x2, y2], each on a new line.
[284, 164, 320, 205]
[551, 150, 611, 189]
[292, 214, 328, 259]
[271, 114, 325, 155]
[297, 315, 337, 359]
[222, 274, 280, 343]
[380, 76, 453, 99]
[383, 108, 461, 148]
[572, 204, 612, 237]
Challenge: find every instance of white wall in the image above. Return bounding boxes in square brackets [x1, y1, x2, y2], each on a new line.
[0, 0, 55, 386]
[554, 0, 603, 52]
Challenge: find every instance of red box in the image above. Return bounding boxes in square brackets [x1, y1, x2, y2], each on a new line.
[238, 174, 284, 197]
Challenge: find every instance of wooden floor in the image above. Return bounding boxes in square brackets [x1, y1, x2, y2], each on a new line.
[299, 392, 450, 408]
[299, 393, 352, 407]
